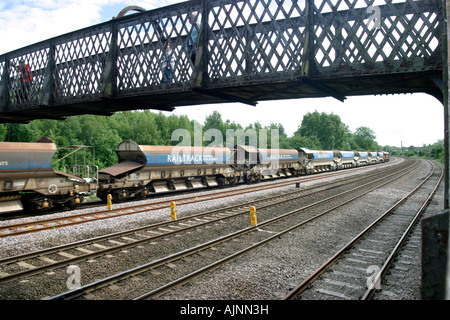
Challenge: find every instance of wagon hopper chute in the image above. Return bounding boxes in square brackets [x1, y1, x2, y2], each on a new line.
[257, 148, 302, 178]
[337, 151, 356, 169]
[97, 141, 238, 202]
[297, 148, 338, 174]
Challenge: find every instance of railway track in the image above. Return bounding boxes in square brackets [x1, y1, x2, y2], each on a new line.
[284, 160, 442, 300]
[0, 160, 406, 287]
[18, 159, 414, 300]
[0, 158, 424, 300]
[0, 160, 398, 238]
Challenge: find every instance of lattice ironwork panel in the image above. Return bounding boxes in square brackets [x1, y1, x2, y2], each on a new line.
[311, 0, 443, 75]
[116, 4, 202, 95]
[54, 25, 111, 103]
[0, 0, 444, 114]
[6, 46, 49, 109]
[207, 0, 307, 86]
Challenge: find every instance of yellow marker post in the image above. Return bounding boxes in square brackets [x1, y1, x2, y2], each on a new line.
[107, 194, 112, 210]
[250, 206, 257, 226]
[170, 201, 177, 220]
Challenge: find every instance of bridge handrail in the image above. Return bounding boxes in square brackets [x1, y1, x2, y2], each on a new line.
[0, 0, 443, 113]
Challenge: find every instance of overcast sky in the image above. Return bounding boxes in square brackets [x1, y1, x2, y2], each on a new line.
[0, 0, 444, 147]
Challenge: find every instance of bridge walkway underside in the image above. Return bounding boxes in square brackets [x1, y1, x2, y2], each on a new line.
[2, 71, 442, 123]
[0, 0, 444, 122]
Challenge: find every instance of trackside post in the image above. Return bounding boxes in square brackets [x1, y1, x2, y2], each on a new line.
[250, 206, 257, 226]
[107, 194, 112, 210]
[171, 201, 177, 220]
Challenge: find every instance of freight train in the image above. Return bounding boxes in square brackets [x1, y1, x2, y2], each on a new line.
[0, 138, 389, 214]
[0, 138, 97, 213]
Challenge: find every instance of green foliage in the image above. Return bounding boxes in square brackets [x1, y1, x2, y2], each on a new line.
[294, 111, 377, 151]
[353, 126, 379, 151]
[284, 110, 380, 151]
[384, 140, 445, 164]
[0, 111, 198, 170]
[296, 111, 352, 150]
[0, 108, 401, 170]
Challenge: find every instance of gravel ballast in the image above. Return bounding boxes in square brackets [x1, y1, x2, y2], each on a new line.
[0, 158, 443, 301]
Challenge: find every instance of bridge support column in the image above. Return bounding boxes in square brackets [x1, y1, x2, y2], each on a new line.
[40, 42, 55, 106]
[444, 0, 450, 300]
[0, 57, 9, 112]
[193, 0, 209, 88]
[422, 210, 448, 299]
[101, 21, 118, 97]
[445, 0, 450, 211]
[420, 0, 450, 301]
[301, 0, 315, 77]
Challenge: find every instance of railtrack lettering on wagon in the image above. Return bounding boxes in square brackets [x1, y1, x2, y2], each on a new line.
[0, 136, 390, 217]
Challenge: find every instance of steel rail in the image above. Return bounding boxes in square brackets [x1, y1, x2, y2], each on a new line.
[0, 160, 404, 284]
[361, 164, 443, 300]
[134, 160, 420, 300]
[0, 160, 396, 237]
[284, 161, 439, 300]
[46, 160, 416, 300]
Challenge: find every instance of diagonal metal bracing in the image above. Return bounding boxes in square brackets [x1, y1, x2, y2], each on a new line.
[0, 0, 444, 123]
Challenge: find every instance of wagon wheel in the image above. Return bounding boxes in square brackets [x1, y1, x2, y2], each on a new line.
[112, 190, 128, 203]
[135, 189, 148, 200]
